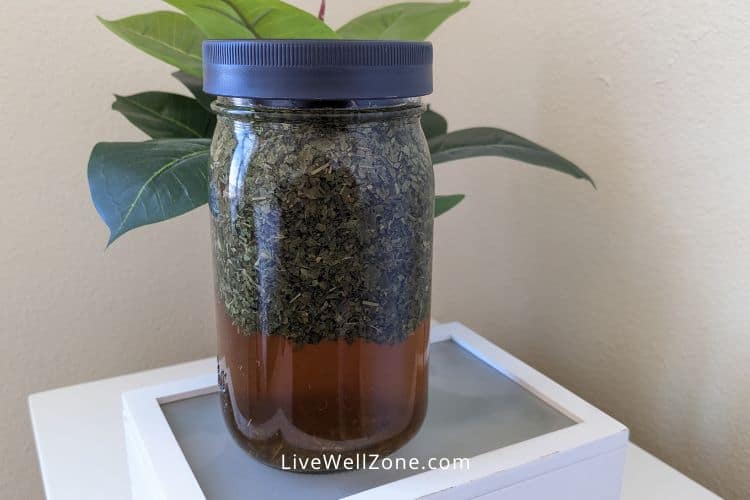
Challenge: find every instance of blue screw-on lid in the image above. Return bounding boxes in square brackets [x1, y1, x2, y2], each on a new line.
[202, 39, 432, 100]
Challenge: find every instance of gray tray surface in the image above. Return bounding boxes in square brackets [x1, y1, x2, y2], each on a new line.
[162, 339, 574, 499]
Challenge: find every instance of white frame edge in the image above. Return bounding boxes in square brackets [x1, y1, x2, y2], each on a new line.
[122, 322, 628, 500]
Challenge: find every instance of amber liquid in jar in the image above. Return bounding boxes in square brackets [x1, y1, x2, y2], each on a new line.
[216, 304, 429, 471]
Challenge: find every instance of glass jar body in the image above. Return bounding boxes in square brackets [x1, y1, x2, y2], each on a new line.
[209, 97, 434, 471]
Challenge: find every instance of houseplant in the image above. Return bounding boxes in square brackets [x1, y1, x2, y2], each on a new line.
[88, 0, 593, 245]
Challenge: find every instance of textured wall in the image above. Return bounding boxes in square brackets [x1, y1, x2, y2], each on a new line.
[0, 2, 216, 498]
[427, 2, 750, 499]
[1, 1, 747, 499]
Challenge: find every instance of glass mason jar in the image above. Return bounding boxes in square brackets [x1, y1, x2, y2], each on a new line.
[203, 40, 434, 471]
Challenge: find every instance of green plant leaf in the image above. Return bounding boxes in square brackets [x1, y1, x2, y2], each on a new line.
[164, 0, 338, 39]
[434, 194, 465, 217]
[172, 71, 214, 112]
[98, 11, 204, 77]
[429, 127, 595, 186]
[88, 139, 211, 244]
[337, 2, 468, 40]
[112, 92, 215, 139]
[421, 108, 448, 140]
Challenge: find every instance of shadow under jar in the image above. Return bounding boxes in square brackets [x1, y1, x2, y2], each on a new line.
[203, 40, 435, 472]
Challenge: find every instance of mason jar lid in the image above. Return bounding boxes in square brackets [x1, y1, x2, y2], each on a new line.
[202, 39, 432, 100]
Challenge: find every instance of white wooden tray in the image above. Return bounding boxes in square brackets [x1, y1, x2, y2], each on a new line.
[122, 322, 628, 500]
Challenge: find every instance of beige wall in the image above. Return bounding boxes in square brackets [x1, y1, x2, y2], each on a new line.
[1, 1, 747, 498]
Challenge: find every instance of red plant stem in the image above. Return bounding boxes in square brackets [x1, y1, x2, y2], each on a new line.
[318, 0, 326, 21]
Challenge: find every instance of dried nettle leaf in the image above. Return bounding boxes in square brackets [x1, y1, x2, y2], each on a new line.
[210, 104, 434, 344]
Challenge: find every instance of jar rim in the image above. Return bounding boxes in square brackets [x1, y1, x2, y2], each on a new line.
[211, 97, 425, 122]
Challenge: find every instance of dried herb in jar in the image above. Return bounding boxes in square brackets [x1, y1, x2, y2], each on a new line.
[209, 103, 434, 345]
